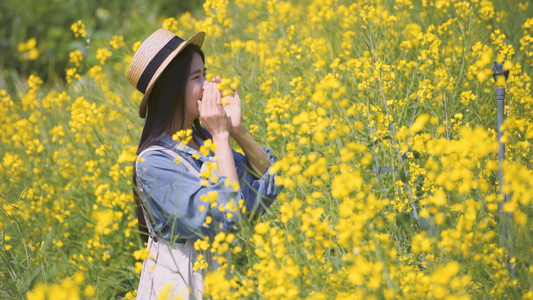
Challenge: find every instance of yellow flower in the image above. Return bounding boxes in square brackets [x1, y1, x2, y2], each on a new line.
[193, 254, 208, 270]
[254, 222, 269, 235]
[17, 38, 39, 60]
[199, 139, 217, 156]
[71, 20, 87, 38]
[84, 285, 96, 297]
[409, 114, 430, 135]
[96, 48, 112, 65]
[109, 35, 126, 50]
[134, 262, 143, 274]
[162, 17, 179, 32]
[69, 50, 84, 67]
[66, 68, 81, 84]
[207, 191, 218, 202]
[172, 129, 193, 144]
[194, 238, 210, 251]
[132, 41, 142, 52]
[133, 248, 149, 260]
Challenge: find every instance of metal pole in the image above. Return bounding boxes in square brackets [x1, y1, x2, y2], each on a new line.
[492, 61, 515, 277]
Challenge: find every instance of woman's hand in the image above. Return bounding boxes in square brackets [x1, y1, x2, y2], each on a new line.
[209, 76, 243, 137]
[222, 89, 242, 137]
[198, 78, 239, 183]
[197, 82, 229, 139]
[207, 76, 269, 178]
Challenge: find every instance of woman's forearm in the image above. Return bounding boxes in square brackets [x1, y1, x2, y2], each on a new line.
[231, 126, 270, 178]
[212, 133, 239, 183]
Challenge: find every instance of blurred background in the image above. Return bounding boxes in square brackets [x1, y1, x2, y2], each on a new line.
[0, 0, 201, 88]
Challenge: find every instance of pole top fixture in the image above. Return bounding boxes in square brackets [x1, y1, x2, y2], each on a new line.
[492, 60, 509, 82]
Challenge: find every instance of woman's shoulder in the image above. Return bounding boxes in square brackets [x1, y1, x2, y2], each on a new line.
[136, 145, 185, 172]
[138, 145, 176, 160]
[137, 133, 185, 161]
[136, 146, 195, 185]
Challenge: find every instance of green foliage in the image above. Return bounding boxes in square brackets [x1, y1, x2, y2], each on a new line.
[0, 0, 201, 84]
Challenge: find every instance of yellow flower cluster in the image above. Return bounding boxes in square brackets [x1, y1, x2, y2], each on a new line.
[162, 17, 180, 35]
[202, 0, 232, 36]
[70, 20, 87, 38]
[27, 272, 95, 300]
[66, 68, 81, 83]
[69, 50, 84, 67]
[109, 35, 126, 50]
[17, 38, 39, 60]
[96, 48, 112, 65]
[0, 0, 532, 299]
[193, 253, 208, 270]
[520, 17, 533, 67]
[172, 128, 193, 145]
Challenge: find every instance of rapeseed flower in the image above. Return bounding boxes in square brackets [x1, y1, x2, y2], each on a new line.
[3, 0, 533, 298]
[71, 20, 87, 38]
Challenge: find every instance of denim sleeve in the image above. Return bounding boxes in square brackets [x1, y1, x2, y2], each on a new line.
[234, 147, 284, 221]
[136, 150, 243, 241]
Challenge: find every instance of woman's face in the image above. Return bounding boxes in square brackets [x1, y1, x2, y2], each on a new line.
[184, 52, 207, 123]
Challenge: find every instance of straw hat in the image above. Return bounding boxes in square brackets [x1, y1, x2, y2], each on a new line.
[126, 29, 206, 118]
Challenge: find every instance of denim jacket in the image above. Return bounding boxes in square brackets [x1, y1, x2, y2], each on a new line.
[136, 131, 282, 242]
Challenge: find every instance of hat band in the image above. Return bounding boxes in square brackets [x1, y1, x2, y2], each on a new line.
[137, 35, 184, 94]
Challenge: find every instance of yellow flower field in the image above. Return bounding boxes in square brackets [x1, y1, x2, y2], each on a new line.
[1, 0, 533, 299]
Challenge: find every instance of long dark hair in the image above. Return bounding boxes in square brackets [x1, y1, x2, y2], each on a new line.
[133, 44, 207, 243]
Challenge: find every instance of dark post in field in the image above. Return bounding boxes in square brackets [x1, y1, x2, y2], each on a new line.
[492, 60, 514, 277]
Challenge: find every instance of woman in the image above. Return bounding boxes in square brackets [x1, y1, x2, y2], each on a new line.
[126, 29, 282, 299]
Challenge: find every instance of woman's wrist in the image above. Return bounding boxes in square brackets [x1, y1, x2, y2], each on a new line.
[230, 125, 248, 139]
[212, 131, 239, 182]
[230, 126, 271, 177]
[212, 131, 231, 142]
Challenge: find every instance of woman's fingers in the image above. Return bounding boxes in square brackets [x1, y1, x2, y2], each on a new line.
[202, 83, 208, 113]
[207, 82, 222, 107]
[215, 83, 221, 105]
[208, 82, 216, 108]
[202, 82, 224, 116]
[210, 77, 223, 98]
[209, 82, 215, 104]
[233, 89, 240, 102]
[200, 82, 230, 136]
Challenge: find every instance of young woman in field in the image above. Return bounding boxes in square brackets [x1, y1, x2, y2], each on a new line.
[126, 29, 282, 299]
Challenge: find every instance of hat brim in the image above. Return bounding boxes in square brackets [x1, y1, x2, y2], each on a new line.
[138, 31, 205, 118]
